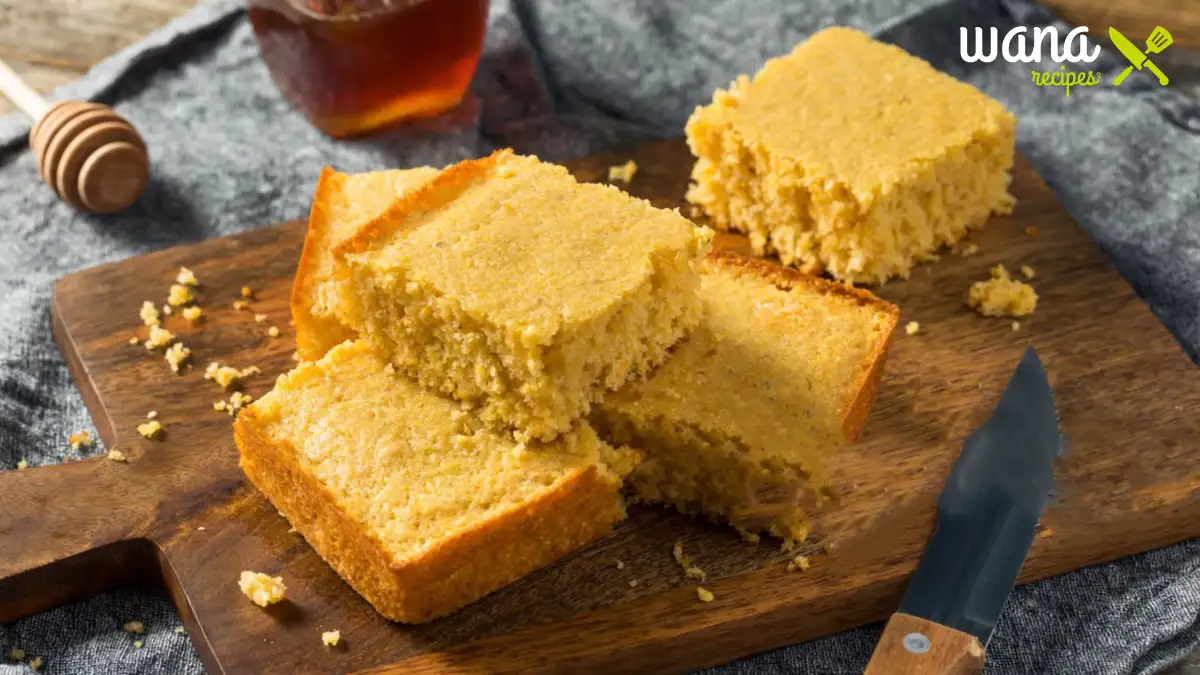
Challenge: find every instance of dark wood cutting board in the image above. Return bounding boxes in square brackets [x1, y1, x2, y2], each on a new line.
[2, 139, 1198, 675]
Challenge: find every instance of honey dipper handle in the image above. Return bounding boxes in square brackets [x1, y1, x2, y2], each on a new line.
[0, 57, 50, 120]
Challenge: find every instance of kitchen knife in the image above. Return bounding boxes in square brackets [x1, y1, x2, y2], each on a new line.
[864, 347, 1060, 675]
[1111, 26, 1170, 86]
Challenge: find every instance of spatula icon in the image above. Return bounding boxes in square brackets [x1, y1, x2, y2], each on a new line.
[1111, 26, 1172, 86]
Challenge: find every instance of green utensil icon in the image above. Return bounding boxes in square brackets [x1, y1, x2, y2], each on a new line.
[1111, 26, 1173, 86]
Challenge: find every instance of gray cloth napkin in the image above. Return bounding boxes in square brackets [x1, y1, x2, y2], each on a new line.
[1, 0, 1198, 672]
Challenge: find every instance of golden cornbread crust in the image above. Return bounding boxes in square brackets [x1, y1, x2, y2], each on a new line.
[236, 404, 629, 624]
[293, 167, 353, 360]
[704, 251, 899, 439]
[686, 27, 1016, 283]
[335, 149, 710, 441]
[292, 166, 439, 361]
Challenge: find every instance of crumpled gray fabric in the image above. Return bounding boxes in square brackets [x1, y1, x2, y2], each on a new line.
[1, 0, 1198, 672]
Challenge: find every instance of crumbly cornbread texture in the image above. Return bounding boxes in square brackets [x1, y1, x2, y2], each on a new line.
[336, 150, 712, 441]
[238, 571, 286, 607]
[234, 340, 637, 623]
[594, 253, 898, 542]
[292, 166, 440, 362]
[685, 27, 1016, 283]
[968, 264, 1038, 317]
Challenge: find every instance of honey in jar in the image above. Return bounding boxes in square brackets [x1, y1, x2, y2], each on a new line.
[247, 0, 489, 138]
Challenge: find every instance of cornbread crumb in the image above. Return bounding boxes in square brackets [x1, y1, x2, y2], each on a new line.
[29, 656, 42, 670]
[182, 306, 203, 322]
[177, 267, 198, 286]
[137, 420, 163, 440]
[697, 587, 714, 603]
[615, 560, 625, 570]
[291, 351, 302, 362]
[241, 286, 254, 299]
[959, 243, 980, 257]
[628, 580, 639, 588]
[16, 459, 28, 470]
[968, 265, 1038, 318]
[108, 449, 128, 463]
[672, 541, 708, 582]
[254, 313, 267, 323]
[607, 160, 638, 183]
[147, 411, 158, 419]
[9, 647, 24, 660]
[1025, 226, 1039, 236]
[69, 430, 92, 450]
[198, 526, 206, 531]
[204, 362, 260, 389]
[144, 325, 175, 350]
[166, 342, 192, 373]
[123, 620, 145, 634]
[239, 571, 286, 607]
[168, 284, 193, 307]
[735, 527, 761, 545]
[786, 555, 811, 572]
[134, 640, 143, 649]
[781, 540, 796, 553]
[1012, 321, 1021, 332]
[1039, 527, 1054, 538]
[905, 321, 920, 336]
[1021, 265, 1036, 279]
[129, 336, 140, 345]
[322, 630, 341, 647]
[213, 400, 228, 412]
[175, 626, 186, 634]
[229, 391, 253, 414]
[140, 301, 160, 327]
[268, 326, 281, 338]
[162, 304, 173, 316]
[232, 300, 250, 311]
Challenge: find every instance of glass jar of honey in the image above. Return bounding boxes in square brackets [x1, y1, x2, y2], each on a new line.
[247, 0, 489, 138]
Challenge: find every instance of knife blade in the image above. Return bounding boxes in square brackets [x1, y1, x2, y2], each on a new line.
[1110, 27, 1148, 68]
[864, 347, 1060, 675]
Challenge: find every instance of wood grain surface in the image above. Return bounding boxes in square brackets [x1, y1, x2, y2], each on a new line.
[0, 139, 1197, 674]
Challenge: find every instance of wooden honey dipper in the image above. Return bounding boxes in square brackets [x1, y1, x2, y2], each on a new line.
[0, 58, 148, 213]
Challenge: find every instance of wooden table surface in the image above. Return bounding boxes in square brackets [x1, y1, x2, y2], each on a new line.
[1, 1, 1197, 674]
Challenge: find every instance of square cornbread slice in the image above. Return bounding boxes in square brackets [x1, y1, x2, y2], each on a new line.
[291, 166, 439, 362]
[235, 340, 638, 623]
[335, 149, 712, 442]
[686, 27, 1016, 283]
[593, 252, 898, 542]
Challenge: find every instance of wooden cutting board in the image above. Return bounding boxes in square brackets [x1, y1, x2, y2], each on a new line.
[2, 139, 1198, 675]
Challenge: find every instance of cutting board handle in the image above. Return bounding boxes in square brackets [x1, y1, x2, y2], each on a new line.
[0, 458, 153, 622]
[864, 612, 985, 675]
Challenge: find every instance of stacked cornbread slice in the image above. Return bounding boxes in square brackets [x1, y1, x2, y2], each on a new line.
[595, 253, 898, 542]
[291, 166, 439, 361]
[686, 27, 1016, 283]
[236, 341, 637, 623]
[335, 150, 711, 442]
[236, 151, 712, 622]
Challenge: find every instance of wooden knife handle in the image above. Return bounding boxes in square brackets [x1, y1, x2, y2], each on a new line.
[864, 613, 985, 675]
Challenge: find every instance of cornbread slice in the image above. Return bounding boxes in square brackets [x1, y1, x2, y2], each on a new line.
[686, 27, 1016, 283]
[292, 166, 440, 361]
[335, 149, 712, 441]
[234, 340, 637, 623]
[594, 252, 898, 541]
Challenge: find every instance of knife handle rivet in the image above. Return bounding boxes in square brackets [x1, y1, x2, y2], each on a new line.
[902, 632, 932, 655]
